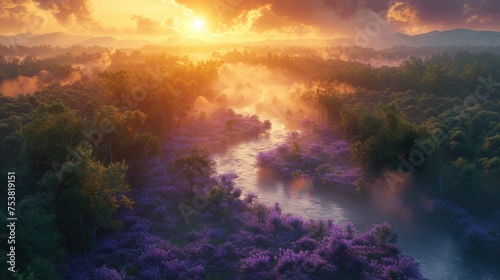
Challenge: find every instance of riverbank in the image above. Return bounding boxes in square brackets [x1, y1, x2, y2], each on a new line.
[214, 106, 500, 280]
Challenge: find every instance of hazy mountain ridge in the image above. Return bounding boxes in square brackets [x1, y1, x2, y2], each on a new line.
[324, 29, 500, 49]
[387, 29, 500, 47]
[0, 32, 152, 48]
[1, 29, 500, 49]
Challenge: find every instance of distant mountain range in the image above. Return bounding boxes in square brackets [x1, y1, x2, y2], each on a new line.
[332, 29, 500, 49]
[1, 29, 500, 49]
[0, 32, 152, 48]
[402, 29, 500, 47]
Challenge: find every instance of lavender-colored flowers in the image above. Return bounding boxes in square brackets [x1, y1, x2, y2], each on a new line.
[257, 129, 362, 192]
[93, 266, 124, 280]
[168, 108, 272, 153]
[64, 169, 423, 279]
[64, 114, 423, 280]
[423, 199, 500, 256]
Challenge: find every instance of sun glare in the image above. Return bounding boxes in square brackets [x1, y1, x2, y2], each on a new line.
[192, 19, 206, 31]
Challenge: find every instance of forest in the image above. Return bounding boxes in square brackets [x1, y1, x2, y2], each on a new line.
[0, 44, 499, 279]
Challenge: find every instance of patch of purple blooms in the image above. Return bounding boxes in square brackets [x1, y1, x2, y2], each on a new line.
[169, 108, 271, 152]
[64, 169, 423, 279]
[422, 199, 500, 256]
[63, 112, 423, 279]
[257, 129, 362, 193]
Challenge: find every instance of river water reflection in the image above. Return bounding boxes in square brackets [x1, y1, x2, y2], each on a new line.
[213, 107, 500, 280]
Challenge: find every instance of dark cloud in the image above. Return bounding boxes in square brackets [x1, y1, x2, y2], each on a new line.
[251, 8, 316, 36]
[265, 0, 386, 21]
[385, 0, 500, 33]
[412, 0, 500, 29]
[175, 0, 500, 35]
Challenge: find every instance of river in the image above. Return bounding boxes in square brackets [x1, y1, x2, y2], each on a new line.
[213, 107, 500, 280]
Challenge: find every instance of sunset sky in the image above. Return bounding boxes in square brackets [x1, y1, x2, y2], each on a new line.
[1, 0, 500, 42]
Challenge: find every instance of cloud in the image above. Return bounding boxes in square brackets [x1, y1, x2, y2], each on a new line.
[0, 1, 46, 33]
[32, 0, 93, 24]
[386, 2, 429, 34]
[456, 0, 500, 28]
[131, 14, 179, 35]
[0, 0, 95, 34]
[250, 5, 319, 36]
[3, 0, 500, 39]
[132, 15, 163, 34]
[174, 0, 500, 36]
[173, 0, 392, 37]
[387, 2, 419, 24]
[387, 0, 500, 33]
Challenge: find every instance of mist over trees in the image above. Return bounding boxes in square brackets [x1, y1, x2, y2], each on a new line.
[0, 44, 498, 279]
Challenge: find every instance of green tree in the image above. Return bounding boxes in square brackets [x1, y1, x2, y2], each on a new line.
[0, 134, 21, 169]
[17, 193, 66, 279]
[451, 158, 482, 194]
[58, 150, 133, 252]
[128, 132, 161, 177]
[340, 105, 363, 138]
[91, 105, 146, 162]
[317, 86, 344, 130]
[350, 105, 419, 177]
[98, 70, 135, 102]
[174, 148, 215, 191]
[19, 102, 84, 176]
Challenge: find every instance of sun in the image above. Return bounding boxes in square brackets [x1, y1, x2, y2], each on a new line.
[192, 19, 206, 31]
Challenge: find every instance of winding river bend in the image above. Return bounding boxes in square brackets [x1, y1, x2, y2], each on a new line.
[213, 107, 500, 280]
